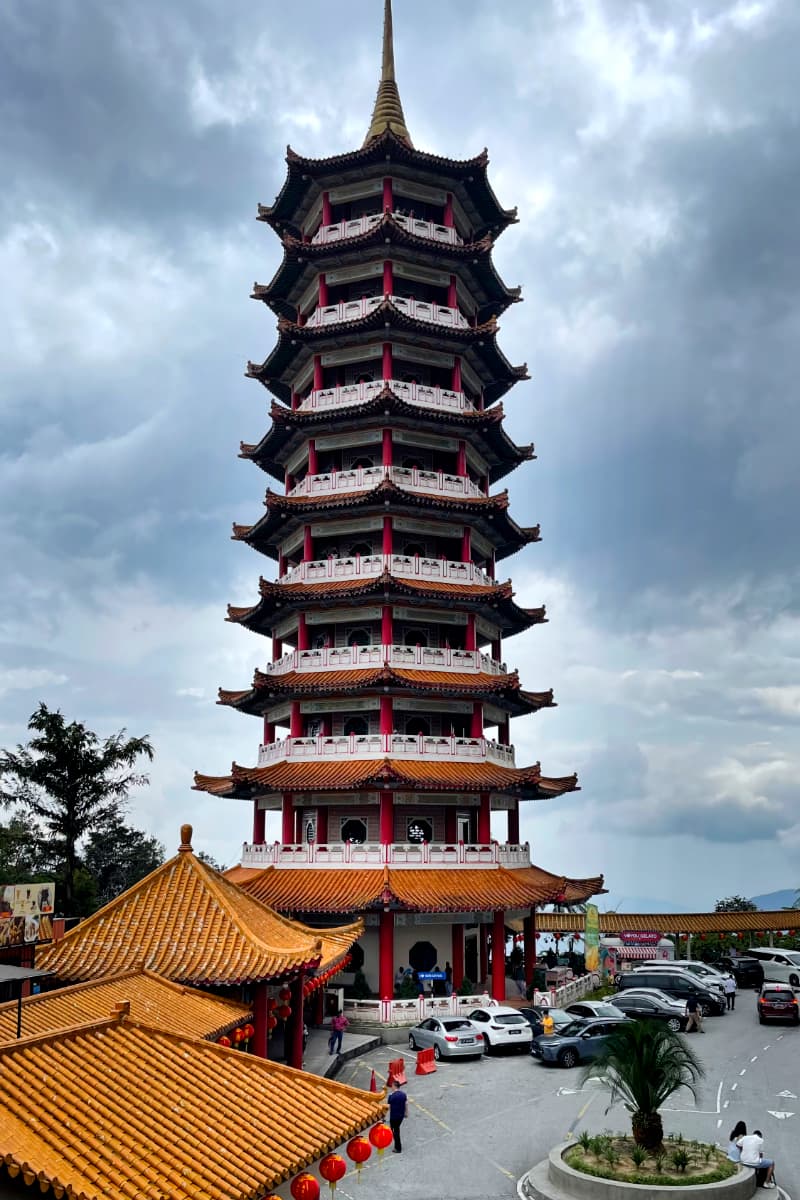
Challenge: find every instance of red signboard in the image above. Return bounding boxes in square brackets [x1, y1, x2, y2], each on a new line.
[620, 930, 661, 944]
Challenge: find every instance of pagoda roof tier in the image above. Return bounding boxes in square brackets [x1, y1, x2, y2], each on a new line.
[218, 665, 554, 719]
[260, 129, 517, 243]
[240, 390, 534, 484]
[37, 825, 361, 985]
[256, 217, 520, 322]
[227, 570, 546, 638]
[233, 477, 539, 562]
[247, 300, 528, 405]
[224, 863, 603, 914]
[194, 756, 577, 803]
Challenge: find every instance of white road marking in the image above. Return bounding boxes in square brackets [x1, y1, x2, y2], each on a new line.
[750, 1055, 758, 1062]
[767, 1110, 795, 1120]
[764, 1044, 771, 1050]
[739, 1069, 747, 1076]
[716, 1118, 723, 1128]
[723, 1100, 730, 1109]
[777, 1091, 798, 1099]
[731, 1083, 738, 1091]
[777, 1034, 784, 1040]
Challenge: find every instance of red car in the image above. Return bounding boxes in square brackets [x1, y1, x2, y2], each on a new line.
[757, 982, 799, 1025]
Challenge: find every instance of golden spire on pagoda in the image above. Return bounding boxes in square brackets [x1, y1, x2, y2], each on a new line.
[363, 0, 413, 148]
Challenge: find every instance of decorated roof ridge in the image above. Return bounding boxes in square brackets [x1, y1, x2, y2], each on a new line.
[279, 215, 497, 258]
[273, 298, 498, 341]
[260, 476, 511, 512]
[253, 391, 507, 432]
[285, 129, 491, 173]
[248, 662, 526, 691]
[537, 909, 799, 934]
[364, 0, 412, 147]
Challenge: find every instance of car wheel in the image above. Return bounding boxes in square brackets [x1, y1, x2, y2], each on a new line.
[408, 1035, 417, 1050]
[667, 1017, 681, 1032]
[559, 1048, 579, 1069]
[789, 973, 800, 989]
[433, 1044, 441, 1061]
[759, 1016, 765, 1025]
[483, 1035, 492, 1054]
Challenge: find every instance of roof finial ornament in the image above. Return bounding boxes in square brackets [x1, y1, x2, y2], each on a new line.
[363, 0, 413, 148]
[179, 824, 193, 853]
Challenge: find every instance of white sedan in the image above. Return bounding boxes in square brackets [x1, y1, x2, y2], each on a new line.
[467, 1006, 533, 1053]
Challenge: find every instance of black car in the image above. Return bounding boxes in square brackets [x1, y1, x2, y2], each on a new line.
[610, 991, 688, 1031]
[714, 956, 764, 990]
[616, 970, 726, 1016]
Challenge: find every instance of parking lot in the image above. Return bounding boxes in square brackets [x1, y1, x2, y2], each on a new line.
[292, 998, 799, 1200]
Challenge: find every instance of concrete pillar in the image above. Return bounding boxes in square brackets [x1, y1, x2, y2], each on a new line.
[251, 982, 269, 1059]
[379, 791, 394, 846]
[288, 973, 305, 1069]
[524, 908, 537, 988]
[452, 924, 464, 991]
[252, 803, 265, 845]
[508, 801, 520, 845]
[379, 909, 395, 1000]
[478, 793, 491, 844]
[492, 909, 506, 1002]
[281, 792, 295, 844]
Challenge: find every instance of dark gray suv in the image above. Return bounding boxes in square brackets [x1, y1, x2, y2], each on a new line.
[616, 970, 726, 1015]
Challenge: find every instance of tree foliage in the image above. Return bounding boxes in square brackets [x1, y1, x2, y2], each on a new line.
[714, 895, 757, 912]
[84, 817, 165, 907]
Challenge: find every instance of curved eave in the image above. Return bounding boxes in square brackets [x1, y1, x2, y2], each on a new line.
[226, 573, 546, 638]
[259, 132, 518, 241]
[240, 392, 534, 484]
[232, 480, 539, 561]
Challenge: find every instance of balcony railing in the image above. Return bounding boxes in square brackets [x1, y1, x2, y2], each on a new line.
[288, 465, 483, 501]
[240, 840, 531, 870]
[298, 379, 474, 416]
[257, 733, 516, 768]
[265, 644, 506, 677]
[305, 294, 468, 331]
[310, 211, 463, 247]
[279, 554, 494, 587]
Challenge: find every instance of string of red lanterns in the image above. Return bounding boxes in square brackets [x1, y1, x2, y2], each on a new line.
[288, 1124, 394, 1198]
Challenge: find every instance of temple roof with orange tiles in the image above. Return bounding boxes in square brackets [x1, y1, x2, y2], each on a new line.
[536, 910, 800, 935]
[0, 1009, 385, 1200]
[37, 825, 362, 985]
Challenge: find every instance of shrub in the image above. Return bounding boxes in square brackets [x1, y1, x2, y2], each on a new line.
[457, 975, 475, 996]
[577, 1130, 592, 1152]
[349, 969, 372, 999]
[631, 1145, 647, 1167]
[671, 1148, 690, 1173]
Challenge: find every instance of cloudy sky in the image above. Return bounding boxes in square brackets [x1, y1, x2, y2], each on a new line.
[1, 0, 798, 909]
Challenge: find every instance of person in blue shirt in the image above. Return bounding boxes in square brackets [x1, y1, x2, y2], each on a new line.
[387, 1079, 408, 1153]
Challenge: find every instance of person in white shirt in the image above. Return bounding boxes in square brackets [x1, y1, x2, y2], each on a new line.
[737, 1130, 775, 1187]
[724, 972, 737, 1010]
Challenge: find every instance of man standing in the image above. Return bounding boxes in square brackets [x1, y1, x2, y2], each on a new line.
[685, 994, 705, 1033]
[724, 972, 737, 1011]
[387, 1078, 408, 1153]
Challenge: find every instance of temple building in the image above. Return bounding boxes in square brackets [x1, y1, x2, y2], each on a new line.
[195, 0, 603, 1009]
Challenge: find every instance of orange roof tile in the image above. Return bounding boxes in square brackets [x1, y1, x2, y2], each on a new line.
[246, 665, 527, 694]
[37, 825, 362, 985]
[537, 910, 800, 934]
[0, 970, 249, 1045]
[0, 1011, 385, 1200]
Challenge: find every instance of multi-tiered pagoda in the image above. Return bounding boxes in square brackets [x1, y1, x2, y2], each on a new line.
[196, 0, 603, 1009]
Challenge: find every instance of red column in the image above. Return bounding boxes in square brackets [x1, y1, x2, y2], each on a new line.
[321, 191, 332, 225]
[508, 801, 520, 845]
[448, 274, 458, 308]
[272, 636, 283, 662]
[383, 260, 393, 296]
[456, 441, 467, 476]
[307, 439, 318, 475]
[379, 791, 394, 845]
[297, 613, 309, 652]
[313, 355, 323, 389]
[251, 981, 269, 1059]
[318, 274, 328, 306]
[491, 637, 502, 662]
[380, 695, 393, 735]
[382, 605, 393, 646]
[278, 549, 287, 575]
[382, 515, 393, 556]
[282, 792, 295, 843]
[524, 908, 537, 987]
[452, 923, 464, 990]
[489, 552, 496, 580]
[444, 808, 457, 842]
[252, 802, 265, 845]
[379, 909, 394, 1000]
[479, 924, 488, 985]
[483, 474, 490, 495]
[303, 526, 313, 562]
[291, 391, 300, 411]
[461, 526, 471, 562]
[383, 177, 393, 213]
[470, 702, 483, 739]
[382, 428, 393, 467]
[465, 615, 476, 651]
[288, 973, 305, 1069]
[316, 806, 328, 843]
[492, 909, 506, 1002]
[452, 357, 462, 391]
[444, 193, 454, 227]
[499, 717, 510, 746]
[382, 341, 393, 381]
[478, 793, 491, 843]
[289, 703, 302, 738]
[263, 717, 274, 743]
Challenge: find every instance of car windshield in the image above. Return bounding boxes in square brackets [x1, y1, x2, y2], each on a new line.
[441, 1020, 473, 1031]
[558, 1021, 589, 1037]
[551, 1010, 573, 1024]
[586, 1003, 623, 1017]
[782, 951, 800, 966]
[763, 989, 792, 1000]
[493, 1014, 526, 1025]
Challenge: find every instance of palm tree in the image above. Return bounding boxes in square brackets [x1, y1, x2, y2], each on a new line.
[580, 1020, 705, 1150]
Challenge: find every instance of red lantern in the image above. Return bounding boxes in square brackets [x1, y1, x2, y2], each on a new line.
[319, 1153, 347, 1195]
[243, 1024, 254, 1039]
[790, 930, 796, 937]
[369, 1122, 393, 1161]
[290, 1173, 320, 1200]
[700, 933, 706, 941]
[217, 1035, 231, 1047]
[279, 985, 292, 1002]
[346, 1135, 372, 1177]
[267, 1015, 278, 1032]
[275, 1004, 292, 1021]
[267, 996, 278, 1012]
[232, 1027, 244, 1044]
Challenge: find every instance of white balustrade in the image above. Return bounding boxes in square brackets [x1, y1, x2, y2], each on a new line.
[257, 733, 516, 769]
[279, 554, 494, 588]
[310, 211, 463, 247]
[288, 465, 483, 501]
[298, 378, 473, 416]
[264, 644, 505, 677]
[305, 294, 468, 331]
[240, 840, 531, 870]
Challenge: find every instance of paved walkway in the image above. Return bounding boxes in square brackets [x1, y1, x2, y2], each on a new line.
[303, 1025, 383, 1080]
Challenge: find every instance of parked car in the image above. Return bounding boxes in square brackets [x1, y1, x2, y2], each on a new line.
[616, 970, 726, 1016]
[747, 949, 800, 989]
[518, 1006, 573, 1037]
[531, 1016, 629, 1068]
[467, 1006, 532, 1052]
[408, 1017, 484, 1059]
[564, 1001, 626, 1019]
[757, 983, 800, 1025]
[712, 956, 764, 990]
[612, 986, 686, 1011]
[631, 961, 725, 994]
[610, 991, 688, 1031]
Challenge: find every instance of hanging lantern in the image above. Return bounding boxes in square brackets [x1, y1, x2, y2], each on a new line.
[232, 1027, 244, 1045]
[267, 996, 278, 1012]
[279, 985, 292, 1002]
[243, 1024, 254, 1039]
[699, 933, 706, 941]
[346, 1135, 372, 1178]
[319, 1153, 347, 1195]
[790, 930, 796, 937]
[290, 1172, 320, 1200]
[217, 1035, 231, 1047]
[368, 1123, 393, 1161]
[275, 1004, 292, 1021]
[267, 1014, 278, 1032]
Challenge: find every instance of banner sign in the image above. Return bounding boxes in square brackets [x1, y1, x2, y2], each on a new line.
[417, 971, 446, 980]
[620, 930, 661, 945]
[0, 883, 55, 947]
[584, 904, 600, 972]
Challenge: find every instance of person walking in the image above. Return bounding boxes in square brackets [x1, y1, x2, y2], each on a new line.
[328, 1008, 349, 1055]
[737, 1129, 776, 1188]
[387, 1078, 408, 1153]
[685, 994, 705, 1033]
[724, 972, 737, 1011]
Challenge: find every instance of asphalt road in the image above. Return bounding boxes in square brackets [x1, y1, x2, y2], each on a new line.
[290, 1000, 800, 1200]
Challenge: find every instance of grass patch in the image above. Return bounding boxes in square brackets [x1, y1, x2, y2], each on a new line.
[565, 1136, 737, 1186]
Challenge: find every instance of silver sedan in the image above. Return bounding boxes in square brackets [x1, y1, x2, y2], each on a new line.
[408, 1016, 484, 1059]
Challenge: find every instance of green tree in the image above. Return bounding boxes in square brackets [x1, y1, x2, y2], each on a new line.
[0, 809, 51, 881]
[715, 895, 757, 912]
[84, 817, 165, 907]
[0, 704, 153, 909]
[581, 1020, 704, 1150]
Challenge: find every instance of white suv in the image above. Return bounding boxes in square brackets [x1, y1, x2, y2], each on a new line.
[746, 948, 800, 988]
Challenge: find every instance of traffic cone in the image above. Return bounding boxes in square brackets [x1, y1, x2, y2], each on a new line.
[369, 1069, 378, 1093]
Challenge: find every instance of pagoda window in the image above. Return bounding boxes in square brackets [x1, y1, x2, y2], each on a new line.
[348, 541, 373, 557]
[401, 542, 425, 557]
[407, 818, 433, 845]
[343, 716, 369, 736]
[350, 456, 375, 470]
[355, 372, 374, 384]
[341, 817, 368, 844]
[405, 716, 430, 737]
[346, 627, 371, 647]
[401, 456, 425, 471]
[403, 629, 428, 647]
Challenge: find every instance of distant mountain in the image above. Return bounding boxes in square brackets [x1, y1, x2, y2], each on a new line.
[749, 888, 799, 911]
